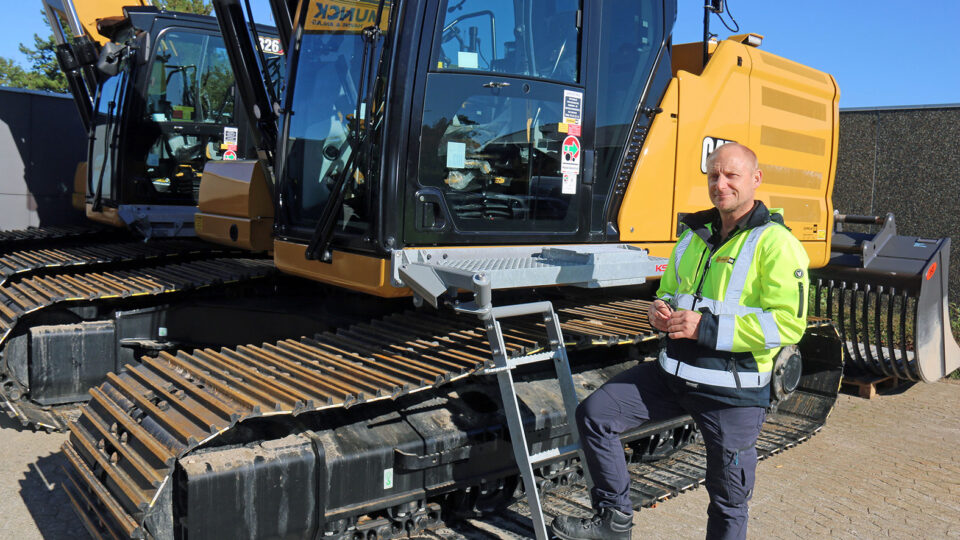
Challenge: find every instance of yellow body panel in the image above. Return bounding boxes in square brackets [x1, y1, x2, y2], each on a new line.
[195, 160, 275, 251]
[72, 162, 87, 211]
[85, 202, 125, 228]
[618, 38, 839, 268]
[274, 240, 410, 298]
[56, 0, 149, 46]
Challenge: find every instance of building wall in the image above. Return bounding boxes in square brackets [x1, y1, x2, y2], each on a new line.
[0, 87, 87, 230]
[835, 105, 960, 302]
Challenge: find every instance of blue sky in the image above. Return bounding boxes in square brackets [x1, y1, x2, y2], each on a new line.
[3, 0, 957, 108]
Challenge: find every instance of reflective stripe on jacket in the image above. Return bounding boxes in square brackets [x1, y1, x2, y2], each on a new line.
[655, 202, 809, 407]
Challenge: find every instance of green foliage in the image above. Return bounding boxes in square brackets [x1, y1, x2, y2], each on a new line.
[155, 0, 214, 15]
[0, 11, 68, 93]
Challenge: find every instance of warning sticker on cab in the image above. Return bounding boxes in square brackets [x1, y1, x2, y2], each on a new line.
[563, 89, 582, 125]
[561, 135, 581, 174]
[562, 172, 577, 195]
[306, 0, 391, 33]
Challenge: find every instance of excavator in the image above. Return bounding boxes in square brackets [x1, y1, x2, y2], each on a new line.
[0, 1, 317, 430]
[59, 0, 959, 538]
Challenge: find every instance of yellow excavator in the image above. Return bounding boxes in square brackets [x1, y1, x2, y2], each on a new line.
[0, 1, 315, 431]
[60, 0, 959, 538]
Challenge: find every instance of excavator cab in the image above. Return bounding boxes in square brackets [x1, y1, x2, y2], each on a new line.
[42, 0, 284, 237]
[258, 0, 956, 381]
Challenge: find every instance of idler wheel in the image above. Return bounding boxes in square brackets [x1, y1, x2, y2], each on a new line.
[772, 345, 802, 404]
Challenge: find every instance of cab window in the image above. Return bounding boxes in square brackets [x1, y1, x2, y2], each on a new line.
[432, 0, 580, 84]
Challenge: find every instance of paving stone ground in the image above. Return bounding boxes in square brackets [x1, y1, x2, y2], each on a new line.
[0, 380, 957, 539]
[632, 379, 960, 539]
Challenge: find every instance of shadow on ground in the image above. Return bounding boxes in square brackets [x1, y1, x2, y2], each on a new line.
[19, 449, 91, 540]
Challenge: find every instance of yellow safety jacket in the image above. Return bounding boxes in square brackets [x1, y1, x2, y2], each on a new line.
[656, 202, 809, 407]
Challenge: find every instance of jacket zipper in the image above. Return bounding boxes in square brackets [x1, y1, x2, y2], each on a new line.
[691, 229, 741, 308]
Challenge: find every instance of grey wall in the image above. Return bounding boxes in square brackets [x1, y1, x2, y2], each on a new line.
[836, 105, 960, 302]
[0, 87, 87, 230]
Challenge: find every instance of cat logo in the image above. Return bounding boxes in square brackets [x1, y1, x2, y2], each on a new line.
[700, 136, 736, 173]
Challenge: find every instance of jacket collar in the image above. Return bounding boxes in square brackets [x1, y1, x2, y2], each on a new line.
[681, 201, 783, 247]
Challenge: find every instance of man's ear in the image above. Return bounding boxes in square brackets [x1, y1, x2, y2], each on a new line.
[754, 168, 763, 187]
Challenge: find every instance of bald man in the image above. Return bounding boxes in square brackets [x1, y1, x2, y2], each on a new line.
[552, 143, 810, 540]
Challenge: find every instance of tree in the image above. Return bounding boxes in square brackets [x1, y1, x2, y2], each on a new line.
[17, 33, 68, 92]
[0, 10, 69, 93]
[155, 0, 213, 15]
[0, 1, 213, 93]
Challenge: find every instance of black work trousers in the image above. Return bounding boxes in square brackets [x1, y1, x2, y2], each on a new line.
[576, 361, 766, 540]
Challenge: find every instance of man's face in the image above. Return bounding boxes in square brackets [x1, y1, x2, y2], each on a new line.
[706, 146, 761, 215]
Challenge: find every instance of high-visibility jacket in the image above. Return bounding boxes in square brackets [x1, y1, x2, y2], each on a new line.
[655, 202, 809, 407]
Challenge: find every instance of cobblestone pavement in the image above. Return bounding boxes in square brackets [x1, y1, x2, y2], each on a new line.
[0, 380, 957, 539]
[632, 379, 960, 539]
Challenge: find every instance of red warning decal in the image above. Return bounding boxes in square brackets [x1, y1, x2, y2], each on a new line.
[925, 262, 937, 281]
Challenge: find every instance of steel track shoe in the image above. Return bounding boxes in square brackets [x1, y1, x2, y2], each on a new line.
[550, 507, 633, 539]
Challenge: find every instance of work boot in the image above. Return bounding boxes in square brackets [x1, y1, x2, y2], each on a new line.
[550, 507, 633, 539]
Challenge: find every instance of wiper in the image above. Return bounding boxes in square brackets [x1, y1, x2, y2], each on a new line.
[305, 0, 391, 261]
[91, 71, 127, 212]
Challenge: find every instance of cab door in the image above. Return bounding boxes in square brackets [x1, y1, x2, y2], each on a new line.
[403, 0, 590, 245]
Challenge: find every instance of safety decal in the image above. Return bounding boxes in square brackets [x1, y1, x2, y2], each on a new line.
[563, 89, 583, 125]
[383, 468, 394, 489]
[562, 172, 577, 195]
[568, 123, 581, 136]
[561, 135, 581, 175]
[700, 136, 736, 173]
[223, 126, 239, 147]
[223, 149, 237, 161]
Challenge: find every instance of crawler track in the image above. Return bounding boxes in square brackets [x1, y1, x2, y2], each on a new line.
[0, 224, 124, 252]
[61, 300, 842, 539]
[0, 257, 276, 429]
[0, 239, 246, 286]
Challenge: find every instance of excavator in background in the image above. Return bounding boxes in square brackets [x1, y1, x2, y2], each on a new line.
[0, 1, 354, 431]
[60, 0, 959, 538]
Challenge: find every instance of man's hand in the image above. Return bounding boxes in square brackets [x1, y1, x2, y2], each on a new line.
[665, 310, 701, 340]
[648, 299, 672, 332]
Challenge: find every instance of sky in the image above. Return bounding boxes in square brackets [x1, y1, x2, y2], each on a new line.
[2, 0, 957, 108]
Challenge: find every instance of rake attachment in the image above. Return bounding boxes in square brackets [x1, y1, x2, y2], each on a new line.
[809, 213, 960, 382]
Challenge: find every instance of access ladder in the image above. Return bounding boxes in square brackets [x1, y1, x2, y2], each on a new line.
[476, 300, 589, 540]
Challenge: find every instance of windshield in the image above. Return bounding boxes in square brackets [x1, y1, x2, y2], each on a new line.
[433, 0, 580, 84]
[88, 61, 129, 204]
[280, 0, 391, 234]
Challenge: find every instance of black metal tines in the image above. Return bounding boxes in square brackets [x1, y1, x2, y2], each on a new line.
[812, 279, 919, 381]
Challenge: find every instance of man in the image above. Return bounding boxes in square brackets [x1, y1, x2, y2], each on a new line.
[551, 143, 809, 540]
